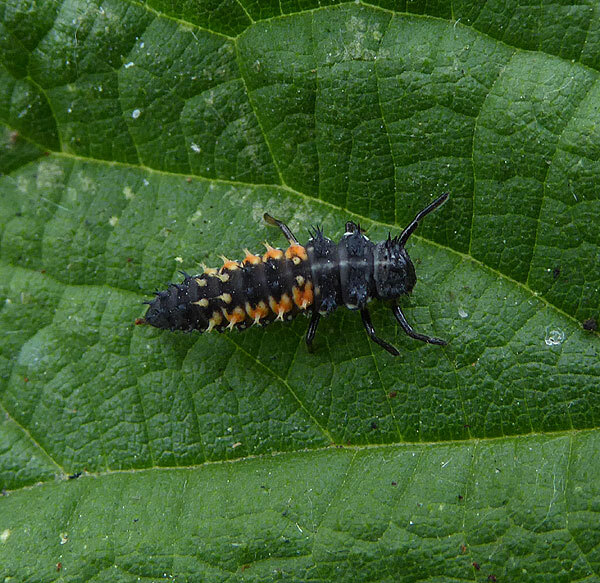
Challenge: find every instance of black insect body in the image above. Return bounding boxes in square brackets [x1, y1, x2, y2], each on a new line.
[143, 193, 449, 355]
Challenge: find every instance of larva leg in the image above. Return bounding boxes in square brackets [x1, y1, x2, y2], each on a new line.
[305, 311, 321, 352]
[398, 192, 449, 247]
[392, 304, 447, 346]
[264, 213, 299, 245]
[360, 308, 400, 356]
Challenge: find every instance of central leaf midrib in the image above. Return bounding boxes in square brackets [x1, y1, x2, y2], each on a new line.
[2, 427, 595, 497]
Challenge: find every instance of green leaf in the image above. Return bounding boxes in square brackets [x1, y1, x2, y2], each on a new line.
[1, 0, 599, 580]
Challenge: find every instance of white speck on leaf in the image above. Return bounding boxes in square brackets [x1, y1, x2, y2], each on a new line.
[189, 209, 203, 223]
[458, 307, 468, 318]
[132, 109, 141, 119]
[1, 529, 10, 543]
[545, 328, 565, 346]
[108, 216, 118, 227]
[124, 61, 134, 68]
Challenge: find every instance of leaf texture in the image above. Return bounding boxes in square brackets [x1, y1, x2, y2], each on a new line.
[1, 0, 599, 580]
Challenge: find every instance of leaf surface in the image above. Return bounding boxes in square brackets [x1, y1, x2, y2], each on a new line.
[0, 0, 599, 580]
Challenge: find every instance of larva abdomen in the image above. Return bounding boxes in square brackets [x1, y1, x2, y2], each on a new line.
[143, 245, 314, 333]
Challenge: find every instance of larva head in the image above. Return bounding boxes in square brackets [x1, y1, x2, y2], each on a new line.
[373, 192, 449, 300]
[373, 236, 416, 299]
[144, 292, 173, 329]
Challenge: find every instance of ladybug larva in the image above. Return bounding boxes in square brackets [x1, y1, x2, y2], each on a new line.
[142, 193, 449, 355]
